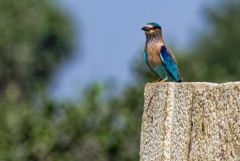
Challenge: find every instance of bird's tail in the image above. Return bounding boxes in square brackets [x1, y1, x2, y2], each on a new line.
[177, 78, 182, 83]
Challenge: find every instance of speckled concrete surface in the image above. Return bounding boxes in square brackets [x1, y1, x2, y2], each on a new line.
[140, 82, 240, 161]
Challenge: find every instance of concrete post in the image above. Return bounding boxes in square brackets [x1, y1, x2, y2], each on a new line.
[140, 82, 240, 161]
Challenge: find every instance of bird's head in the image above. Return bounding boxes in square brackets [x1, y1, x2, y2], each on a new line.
[141, 22, 162, 36]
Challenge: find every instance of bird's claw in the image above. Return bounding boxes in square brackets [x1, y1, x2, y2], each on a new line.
[151, 78, 168, 83]
[159, 77, 168, 82]
[151, 79, 161, 83]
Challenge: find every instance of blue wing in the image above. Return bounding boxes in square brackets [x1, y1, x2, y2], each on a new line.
[159, 46, 181, 82]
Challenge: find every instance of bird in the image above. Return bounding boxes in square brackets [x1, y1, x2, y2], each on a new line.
[141, 22, 182, 82]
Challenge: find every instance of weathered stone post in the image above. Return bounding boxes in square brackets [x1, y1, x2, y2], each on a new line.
[140, 82, 240, 161]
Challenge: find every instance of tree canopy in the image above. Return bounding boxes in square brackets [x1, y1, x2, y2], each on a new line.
[0, 0, 73, 100]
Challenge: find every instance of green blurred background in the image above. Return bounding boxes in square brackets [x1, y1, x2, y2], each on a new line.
[0, 0, 240, 161]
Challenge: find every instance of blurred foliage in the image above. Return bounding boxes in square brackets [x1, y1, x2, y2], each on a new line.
[0, 84, 142, 161]
[0, 0, 73, 100]
[0, 0, 240, 161]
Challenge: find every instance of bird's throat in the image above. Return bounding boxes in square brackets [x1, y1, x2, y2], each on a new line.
[146, 35, 164, 52]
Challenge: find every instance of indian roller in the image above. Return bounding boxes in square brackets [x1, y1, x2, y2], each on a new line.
[141, 22, 182, 82]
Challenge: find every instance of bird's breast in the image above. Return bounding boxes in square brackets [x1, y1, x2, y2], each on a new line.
[146, 42, 162, 66]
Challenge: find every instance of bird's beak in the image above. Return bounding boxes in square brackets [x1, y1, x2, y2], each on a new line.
[141, 26, 148, 31]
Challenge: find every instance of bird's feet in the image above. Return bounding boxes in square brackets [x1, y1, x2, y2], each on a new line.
[151, 77, 168, 83]
[151, 79, 161, 83]
[159, 77, 168, 82]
